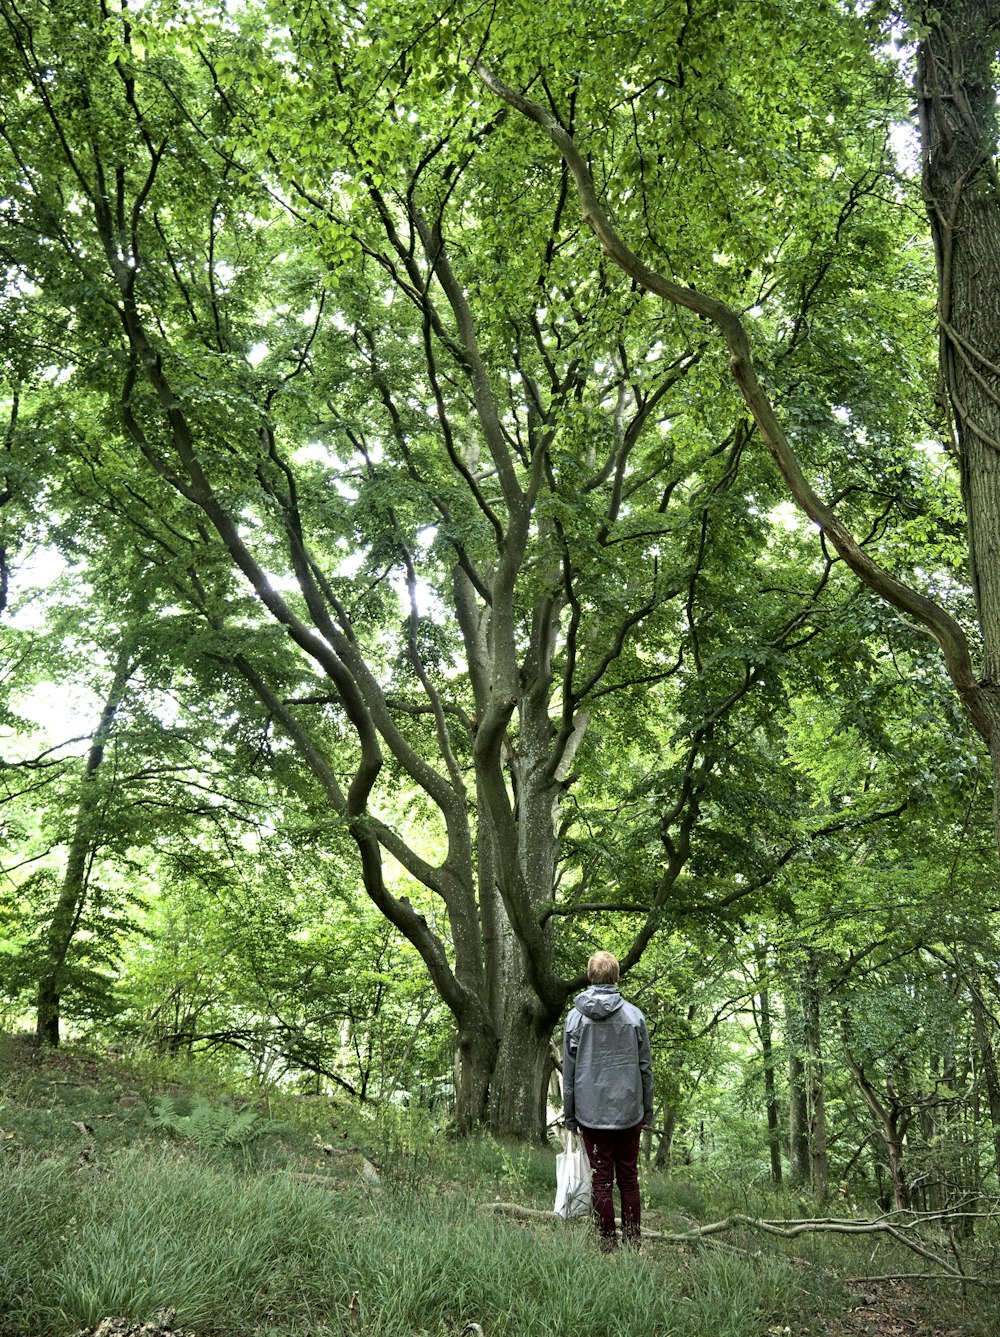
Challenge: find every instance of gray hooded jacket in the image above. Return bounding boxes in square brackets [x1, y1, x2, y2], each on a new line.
[562, 985, 654, 1131]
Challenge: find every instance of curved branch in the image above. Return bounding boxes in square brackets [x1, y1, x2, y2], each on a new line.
[477, 1203, 997, 1281]
[473, 60, 988, 739]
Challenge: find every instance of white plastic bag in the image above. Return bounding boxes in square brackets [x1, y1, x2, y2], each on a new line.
[554, 1130, 592, 1219]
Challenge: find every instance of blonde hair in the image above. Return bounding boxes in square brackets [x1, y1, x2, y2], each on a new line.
[587, 951, 620, 985]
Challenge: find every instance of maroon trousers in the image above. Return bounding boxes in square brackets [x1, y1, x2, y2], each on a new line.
[579, 1122, 642, 1244]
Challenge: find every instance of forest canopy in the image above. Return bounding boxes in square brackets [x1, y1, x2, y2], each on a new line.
[1, 0, 1000, 1214]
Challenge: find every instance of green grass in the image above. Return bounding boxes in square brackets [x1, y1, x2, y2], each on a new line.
[0, 1150, 812, 1337]
[0, 1036, 995, 1337]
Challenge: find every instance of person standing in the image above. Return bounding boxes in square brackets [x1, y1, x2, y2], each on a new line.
[562, 950, 654, 1250]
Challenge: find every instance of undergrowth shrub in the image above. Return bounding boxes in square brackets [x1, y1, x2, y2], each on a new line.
[147, 1095, 284, 1150]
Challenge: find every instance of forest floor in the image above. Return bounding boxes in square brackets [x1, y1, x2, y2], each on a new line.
[0, 1035, 995, 1337]
[808, 1282, 970, 1337]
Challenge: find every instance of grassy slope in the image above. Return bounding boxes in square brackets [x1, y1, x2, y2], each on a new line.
[0, 1035, 992, 1337]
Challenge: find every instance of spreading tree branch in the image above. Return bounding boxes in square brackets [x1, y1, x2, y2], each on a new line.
[472, 60, 988, 740]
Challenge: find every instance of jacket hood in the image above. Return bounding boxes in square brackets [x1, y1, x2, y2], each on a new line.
[574, 985, 625, 1020]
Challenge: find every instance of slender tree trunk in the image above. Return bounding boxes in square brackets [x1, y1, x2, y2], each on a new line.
[843, 1044, 913, 1211]
[934, 1009, 958, 1213]
[802, 957, 828, 1198]
[654, 1105, 678, 1170]
[786, 966, 811, 1188]
[755, 942, 782, 1185]
[788, 1050, 810, 1187]
[35, 641, 134, 1046]
[969, 968, 1000, 1181]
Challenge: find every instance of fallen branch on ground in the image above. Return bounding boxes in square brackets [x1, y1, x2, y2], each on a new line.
[477, 1203, 998, 1285]
[848, 1273, 984, 1285]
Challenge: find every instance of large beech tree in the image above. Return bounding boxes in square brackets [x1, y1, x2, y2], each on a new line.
[0, 0, 974, 1136]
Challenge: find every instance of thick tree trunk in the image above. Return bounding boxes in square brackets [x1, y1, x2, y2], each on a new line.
[486, 999, 557, 1139]
[917, 0, 1000, 808]
[477, 893, 562, 1140]
[445, 772, 568, 1141]
[455, 1019, 499, 1135]
[453, 994, 561, 1140]
[462, 690, 571, 1142]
